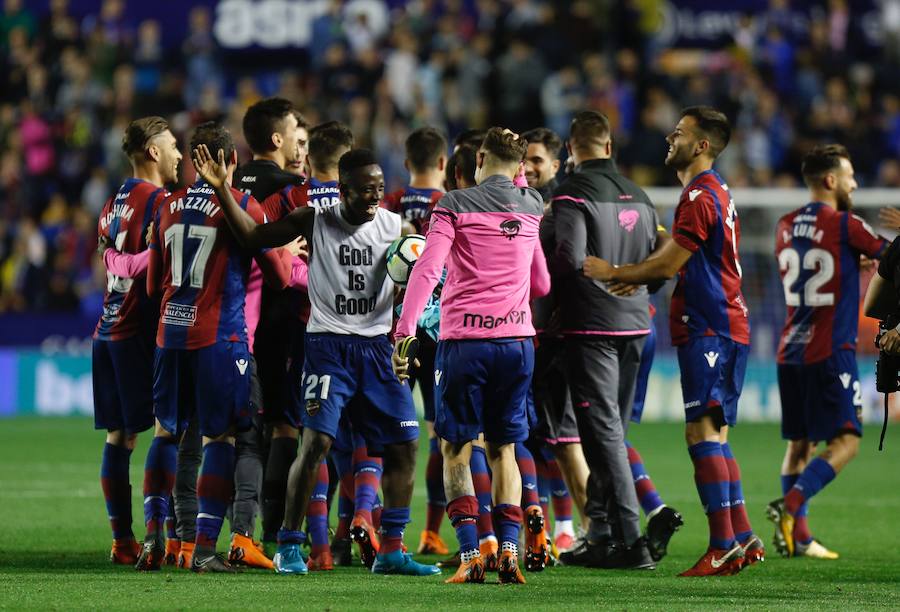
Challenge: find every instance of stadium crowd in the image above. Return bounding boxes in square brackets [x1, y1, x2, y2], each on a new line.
[3, 0, 900, 315]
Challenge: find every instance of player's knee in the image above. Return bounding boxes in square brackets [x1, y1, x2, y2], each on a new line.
[440, 439, 469, 464]
[154, 420, 176, 439]
[105, 430, 132, 447]
[484, 441, 514, 465]
[302, 431, 332, 463]
[829, 432, 860, 463]
[786, 439, 812, 467]
[685, 416, 720, 445]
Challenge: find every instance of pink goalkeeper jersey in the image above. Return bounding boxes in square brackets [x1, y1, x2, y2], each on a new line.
[396, 174, 550, 340]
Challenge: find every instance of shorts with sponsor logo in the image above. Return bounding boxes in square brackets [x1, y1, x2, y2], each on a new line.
[293, 333, 418, 452]
[435, 338, 534, 445]
[631, 324, 656, 424]
[153, 341, 252, 438]
[92, 335, 155, 434]
[531, 337, 579, 444]
[677, 335, 748, 427]
[777, 350, 862, 442]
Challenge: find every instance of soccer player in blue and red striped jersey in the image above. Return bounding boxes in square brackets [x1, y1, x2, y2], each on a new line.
[136, 122, 288, 573]
[383, 127, 450, 556]
[583, 107, 763, 576]
[93, 116, 179, 565]
[768, 144, 888, 560]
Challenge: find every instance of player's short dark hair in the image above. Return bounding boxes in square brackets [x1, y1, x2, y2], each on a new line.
[190, 121, 235, 165]
[481, 127, 527, 164]
[446, 145, 477, 190]
[454, 129, 485, 150]
[309, 121, 355, 172]
[801, 144, 851, 186]
[122, 116, 169, 157]
[680, 106, 731, 159]
[406, 127, 447, 173]
[338, 148, 379, 182]
[522, 127, 562, 158]
[242, 97, 295, 154]
[569, 111, 610, 151]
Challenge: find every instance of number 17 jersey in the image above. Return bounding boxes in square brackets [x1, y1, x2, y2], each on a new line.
[149, 180, 273, 350]
[775, 202, 888, 365]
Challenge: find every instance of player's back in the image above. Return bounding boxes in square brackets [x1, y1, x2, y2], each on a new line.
[95, 178, 168, 341]
[235, 158, 303, 203]
[383, 186, 443, 234]
[776, 202, 887, 364]
[307, 177, 341, 211]
[152, 181, 259, 349]
[434, 175, 544, 339]
[670, 169, 749, 346]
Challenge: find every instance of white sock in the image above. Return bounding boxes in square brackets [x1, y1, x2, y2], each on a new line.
[553, 519, 575, 538]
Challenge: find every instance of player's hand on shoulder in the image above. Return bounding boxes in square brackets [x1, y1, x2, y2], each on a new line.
[145, 221, 154, 246]
[284, 236, 308, 258]
[191, 144, 228, 190]
[583, 256, 614, 281]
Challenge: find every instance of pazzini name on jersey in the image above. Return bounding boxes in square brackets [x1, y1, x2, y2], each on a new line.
[169, 196, 221, 218]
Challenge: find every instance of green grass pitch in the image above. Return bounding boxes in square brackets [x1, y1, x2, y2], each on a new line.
[1, 417, 899, 610]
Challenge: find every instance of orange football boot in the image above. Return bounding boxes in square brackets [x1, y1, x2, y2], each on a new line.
[678, 545, 745, 577]
[308, 549, 335, 571]
[350, 516, 380, 568]
[110, 539, 141, 565]
[177, 541, 195, 569]
[228, 533, 274, 570]
[524, 506, 549, 572]
[444, 554, 485, 584]
[479, 539, 499, 571]
[163, 539, 181, 566]
[417, 530, 450, 555]
[497, 550, 526, 584]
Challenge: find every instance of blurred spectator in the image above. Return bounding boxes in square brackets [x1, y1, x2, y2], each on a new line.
[1, 0, 36, 47]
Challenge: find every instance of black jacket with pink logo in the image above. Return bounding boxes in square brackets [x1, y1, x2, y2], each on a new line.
[549, 158, 659, 335]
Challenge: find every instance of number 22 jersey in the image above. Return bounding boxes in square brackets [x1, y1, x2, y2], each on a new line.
[775, 201, 888, 365]
[148, 180, 280, 349]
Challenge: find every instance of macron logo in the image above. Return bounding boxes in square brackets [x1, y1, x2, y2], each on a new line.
[434, 370, 443, 386]
[689, 189, 703, 201]
[839, 373, 852, 389]
[704, 352, 719, 368]
[236, 359, 248, 375]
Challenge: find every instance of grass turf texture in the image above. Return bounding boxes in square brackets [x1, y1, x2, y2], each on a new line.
[1, 418, 898, 610]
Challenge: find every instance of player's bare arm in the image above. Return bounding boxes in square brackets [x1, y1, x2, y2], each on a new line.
[864, 272, 897, 320]
[584, 238, 692, 285]
[192, 144, 314, 249]
[606, 229, 672, 296]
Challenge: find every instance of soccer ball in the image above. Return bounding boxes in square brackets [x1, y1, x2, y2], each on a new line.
[386, 234, 426, 286]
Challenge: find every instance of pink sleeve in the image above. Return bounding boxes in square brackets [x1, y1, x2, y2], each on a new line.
[530, 240, 550, 298]
[395, 211, 455, 339]
[289, 256, 308, 290]
[104, 248, 150, 278]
